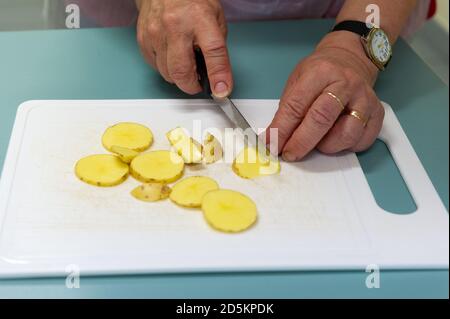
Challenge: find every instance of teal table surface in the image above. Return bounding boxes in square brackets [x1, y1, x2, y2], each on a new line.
[0, 20, 448, 298]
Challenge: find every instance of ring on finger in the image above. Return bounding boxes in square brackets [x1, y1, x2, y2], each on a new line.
[326, 92, 345, 111]
[348, 110, 369, 127]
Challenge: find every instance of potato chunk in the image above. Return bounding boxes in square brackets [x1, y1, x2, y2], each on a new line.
[202, 133, 223, 164]
[130, 150, 184, 183]
[202, 189, 257, 233]
[232, 147, 280, 179]
[75, 154, 129, 187]
[166, 127, 203, 164]
[110, 145, 139, 164]
[102, 122, 153, 152]
[170, 176, 219, 208]
[131, 183, 171, 202]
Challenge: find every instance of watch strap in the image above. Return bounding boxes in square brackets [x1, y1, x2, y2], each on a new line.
[331, 20, 372, 37]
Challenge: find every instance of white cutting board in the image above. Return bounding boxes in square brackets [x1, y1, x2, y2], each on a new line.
[0, 99, 447, 278]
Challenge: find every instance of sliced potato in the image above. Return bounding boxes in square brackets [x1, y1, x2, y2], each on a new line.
[102, 122, 153, 152]
[130, 150, 184, 183]
[111, 145, 139, 163]
[170, 176, 219, 208]
[202, 189, 257, 233]
[131, 183, 171, 202]
[232, 147, 280, 179]
[202, 133, 223, 164]
[166, 127, 203, 164]
[75, 154, 129, 187]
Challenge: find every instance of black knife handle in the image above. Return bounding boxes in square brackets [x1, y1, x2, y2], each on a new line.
[194, 48, 211, 97]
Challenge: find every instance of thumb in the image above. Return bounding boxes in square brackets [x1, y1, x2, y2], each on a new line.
[196, 21, 233, 98]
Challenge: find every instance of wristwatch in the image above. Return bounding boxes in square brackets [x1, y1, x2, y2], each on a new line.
[331, 20, 393, 71]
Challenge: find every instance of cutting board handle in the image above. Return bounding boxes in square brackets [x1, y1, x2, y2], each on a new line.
[378, 103, 446, 216]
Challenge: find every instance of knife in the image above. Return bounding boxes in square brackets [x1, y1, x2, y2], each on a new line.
[194, 49, 278, 162]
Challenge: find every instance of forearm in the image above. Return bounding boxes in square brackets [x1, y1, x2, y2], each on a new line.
[317, 0, 418, 85]
[336, 0, 418, 42]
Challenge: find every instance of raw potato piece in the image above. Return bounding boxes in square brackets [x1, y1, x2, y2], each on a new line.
[202, 133, 223, 164]
[102, 122, 153, 152]
[170, 176, 219, 208]
[232, 147, 280, 179]
[131, 150, 184, 183]
[166, 127, 203, 164]
[111, 145, 139, 163]
[202, 189, 257, 233]
[75, 154, 129, 187]
[131, 183, 171, 202]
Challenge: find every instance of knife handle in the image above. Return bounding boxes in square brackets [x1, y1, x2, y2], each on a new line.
[194, 48, 211, 97]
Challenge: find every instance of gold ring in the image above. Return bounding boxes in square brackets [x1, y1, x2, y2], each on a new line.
[348, 110, 368, 127]
[326, 92, 345, 111]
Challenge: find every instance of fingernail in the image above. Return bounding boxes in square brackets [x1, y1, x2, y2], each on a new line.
[213, 82, 229, 98]
[282, 151, 297, 162]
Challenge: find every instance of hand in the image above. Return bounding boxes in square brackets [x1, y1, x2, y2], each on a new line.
[266, 32, 385, 161]
[136, 0, 233, 97]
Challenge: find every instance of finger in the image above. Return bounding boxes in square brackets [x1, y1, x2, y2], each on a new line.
[166, 33, 202, 94]
[137, 23, 157, 69]
[280, 83, 351, 161]
[265, 71, 331, 154]
[350, 101, 385, 152]
[153, 37, 172, 83]
[317, 96, 370, 154]
[196, 19, 233, 98]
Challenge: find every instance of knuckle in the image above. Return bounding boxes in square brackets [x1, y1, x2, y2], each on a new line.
[169, 64, 193, 82]
[207, 62, 229, 77]
[203, 40, 227, 58]
[147, 22, 160, 38]
[309, 106, 335, 127]
[281, 97, 308, 120]
[316, 60, 337, 75]
[161, 12, 181, 28]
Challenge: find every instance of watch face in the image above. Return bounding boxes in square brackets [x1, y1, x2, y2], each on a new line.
[370, 29, 392, 64]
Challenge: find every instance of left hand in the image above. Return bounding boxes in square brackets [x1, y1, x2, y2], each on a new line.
[266, 33, 385, 162]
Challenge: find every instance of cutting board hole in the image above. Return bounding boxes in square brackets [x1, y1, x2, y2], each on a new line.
[358, 139, 417, 215]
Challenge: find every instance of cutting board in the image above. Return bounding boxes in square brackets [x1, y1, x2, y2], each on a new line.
[0, 99, 448, 278]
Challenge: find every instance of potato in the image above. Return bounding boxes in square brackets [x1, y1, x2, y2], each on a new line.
[130, 150, 184, 183]
[166, 127, 203, 164]
[202, 189, 257, 233]
[110, 145, 139, 164]
[102, 122, 153, 152]
[75, 154, 129, 187]
[202, 133, 223, 164]
[232, 147, 280, 179]
[131, 183, 171, 202]
[170, 176, 219, 208]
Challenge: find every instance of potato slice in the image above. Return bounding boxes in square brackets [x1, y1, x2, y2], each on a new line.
[202, 189, 257, 233]
[130, 150, 184, 183]
[166, 127, 203, 164]
[111, 145, 139, 164]
[75, 154, 129, 187]
[232, 147, 280, 179]
[170, 176, 219, 208]
[202, 133, 223, 164]
[131, 183, 171, 202]
[102, 122, 153, 152]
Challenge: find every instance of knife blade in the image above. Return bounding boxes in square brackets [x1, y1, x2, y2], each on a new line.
[194, 49, 277, 162]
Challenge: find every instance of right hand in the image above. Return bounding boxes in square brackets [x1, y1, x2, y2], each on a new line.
[136, 0, 233, 97]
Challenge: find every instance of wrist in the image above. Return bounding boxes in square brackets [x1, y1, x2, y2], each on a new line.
[317, 31, 379, 85]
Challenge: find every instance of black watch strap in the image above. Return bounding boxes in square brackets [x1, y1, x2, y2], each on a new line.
[331, 20, 372, 37]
